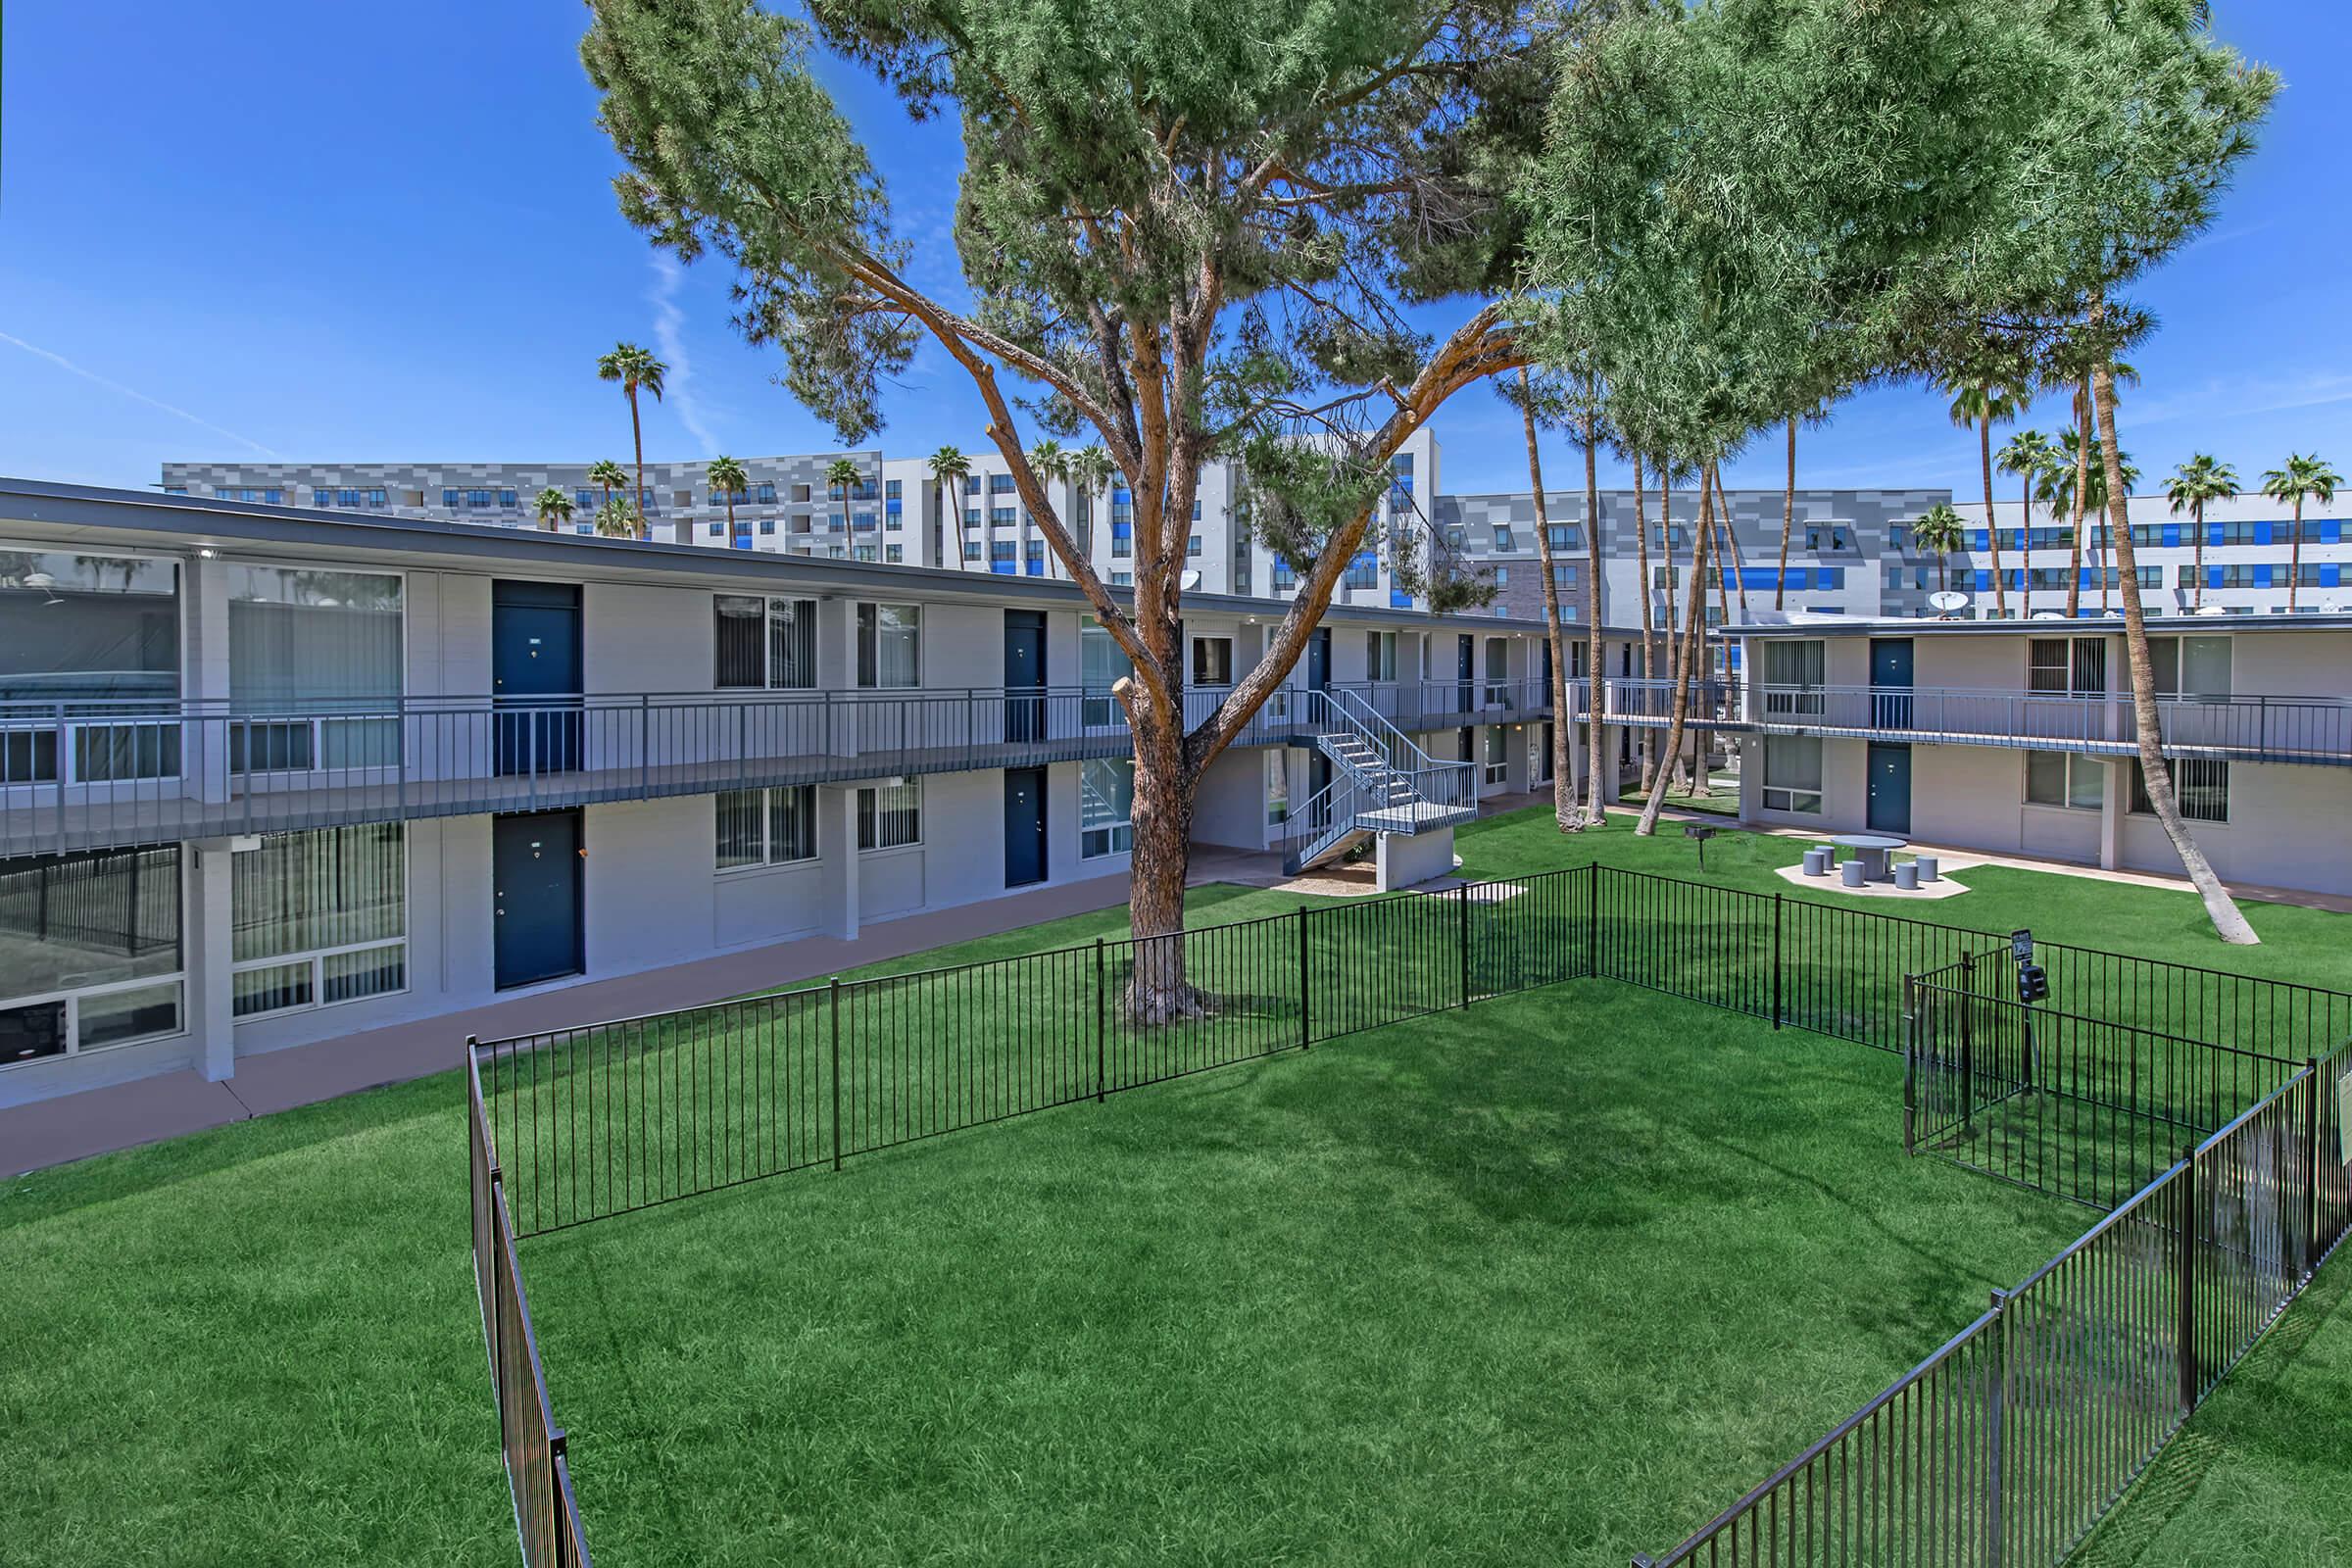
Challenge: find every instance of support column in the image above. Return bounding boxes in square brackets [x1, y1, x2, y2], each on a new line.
[183, 555, 233, 806]
[183, 838, 239, 1082]
[1501, 722, 1534, 797]
[817, 785, 859, 941]
[2099, 756, 2126, 870]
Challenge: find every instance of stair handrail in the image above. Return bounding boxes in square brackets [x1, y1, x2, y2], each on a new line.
[1304, 686, 1468, 782]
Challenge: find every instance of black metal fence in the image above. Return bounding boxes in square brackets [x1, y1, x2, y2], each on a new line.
[1638, 1038, 2352, 1568]
[462, 860, 2352, 1568]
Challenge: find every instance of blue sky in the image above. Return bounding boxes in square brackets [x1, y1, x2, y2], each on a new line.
[3, 1, 2346, 500]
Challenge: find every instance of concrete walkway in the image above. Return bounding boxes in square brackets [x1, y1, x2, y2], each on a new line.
[1, 874, 1138, 1177]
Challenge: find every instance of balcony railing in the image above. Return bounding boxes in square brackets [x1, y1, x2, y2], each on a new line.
[0, 678, 1560, 858]
[1742, 684, 2352, 763]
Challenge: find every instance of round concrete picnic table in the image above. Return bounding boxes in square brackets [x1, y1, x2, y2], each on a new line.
[1831, 833, 1908, 881]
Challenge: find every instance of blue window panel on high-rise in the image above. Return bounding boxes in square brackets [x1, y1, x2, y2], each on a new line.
[2324, 520, 2342, 544]
[2322, 564, 2342, 588]
[1391, 590, 1413, 608]
[990, 562, 1016, 575]
[1110, 522, 1133, 538]
[1025, 561, 1045, 576]
[1976, 569, 1990, 592]
[2161, 523, 2180, 548]
[2210, 522, 2225, 548]
[1973, 529, 1988, 551]
[2081, 567, 2098, 587]
[2255, 564, 2272, 588]
[2209, 564, 2225, 589]
[732, 537, 752, 550]
[2255, 520, 2274, 546]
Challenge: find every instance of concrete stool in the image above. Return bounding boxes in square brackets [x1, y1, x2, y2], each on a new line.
[1802, 848, 1830, 877]
[1840, 858, 1866, 889]
[1894, 861, 1920, 891]
[1915, 856, 1938, 883]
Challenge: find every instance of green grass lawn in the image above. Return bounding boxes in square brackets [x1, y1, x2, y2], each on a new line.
[521, 982, 2082, 1568]
[1618, 767, 1740, 816]
[3, 807, 2346, 1565]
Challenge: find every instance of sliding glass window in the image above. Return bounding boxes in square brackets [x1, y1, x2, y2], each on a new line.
[226, 566, 404, 770]
[0, 549, 180, 784]
[714, 595, 816, 689]
[856, 604, 920, 689]
[229, 824, 408, 1018]
[0, 846, 184, 1064]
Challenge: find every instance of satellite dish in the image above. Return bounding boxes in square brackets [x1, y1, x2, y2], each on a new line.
[2103, 610, 2124, 619]
[1180, 569, 1201, 590]
[1927, 590, 1972, 614]
[2191, 604, 2228, 616]
[2030, 610, 2068, 620]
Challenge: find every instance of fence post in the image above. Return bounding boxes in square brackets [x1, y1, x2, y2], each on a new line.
[1457, 882, 1472, 1008]
[1771, 891, 1784, 1029]
[1959, 952, 1977, 1135]
[1095, 938, 1107, 1102]
[2304, 1056, 2325, 1277]
[1987, 1288, 2009, 1568]
[1901, 978, 1918, 1154]
[2178, 1146, 2199, 1414]
[829, 978, 844, 1173]
[1297, 906, 1312, 1051]
[1586, 861, 1600, 980]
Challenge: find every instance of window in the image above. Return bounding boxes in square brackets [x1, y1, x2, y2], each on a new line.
[886, 544, 904, 564]
[229, 825, 407, 1017]
[713, 595, 815, 689]
[708, 521, 725, 537]
[858, 780, 922, 850]
[1493, 525, 1516, 552]
[1269, 558, 1297, 592]
[2132, 759, 2230, 823]
[1484, 725, 1508, 784]
[1494, 566, 1510, 586]
[1344, 553, 1377, 590]
[2147, 635, 2232, 699]
[1805, 524, 1852, 552]
[1761, 736, 1824, 814]
[1366, 631, 1396, 682]
[227, 566, 404, 771]
[756, 482, 777, 504]
[1266, 749, 1290, 824]
[1082, 615, 1133, 726]
[0, 846, 185, 1062]
[1187, 534, 1203, 557]
[962, 541, 984, 562]
[989, 473, 1016, 495]
[1552, 564, 1579, 590]
[1081, 759, 1135, 858]
[856, 604, 920, 688]
[792, 483, 811, 503]
[1111, 571, 1134, 586]
[0, 550, 181, 783]
[991, 507, 1017, 528]
[1192, 636, 1234, 686]
[1545, 525, 1576, 551]
[716, 785, 816, 870]
[1760, 639, 1825, 715]
[2024, 752, 2104, 811]
[2028, 637, 2105, 697]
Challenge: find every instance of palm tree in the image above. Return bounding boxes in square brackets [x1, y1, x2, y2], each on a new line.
[2040, 428, 2137, 612]
[927, 445, 971, 565]
[706, 455, 748, 548]
[1912, 503, 1966, 595]
[596, 342, 666, 539]
[1026, 439, 1071, 571]
[1945, 377, 2021, 616]
[1066, 444, 1116, 561]
[1996, 430, 2058, 618]
[587, 459, 627, 511]
[2166, 455, 2239, 611]
[2260, 454, 2340, 612]
[533, 487, 575, 534]
[825, 457, 862, 539]
[592, 496, 639, 537]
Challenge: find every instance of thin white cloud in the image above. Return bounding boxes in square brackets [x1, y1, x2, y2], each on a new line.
[0, 330, 282, 458]
[2125, 369, 2352, 429]
[648, 256, 722, 453]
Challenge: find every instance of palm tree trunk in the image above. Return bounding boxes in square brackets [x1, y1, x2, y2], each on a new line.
[725, 496, 735, 546]
[1637, 462, 1714, 836]
[1583, 408, 1608, 823]
[628, 388, 649, 540]
[2090, 352, 2259, 946]
[1515, 369, 1578, 831]
[1707, 466, 1733, 629]
[2020, 473, 2034, 618]
[1655, 464, 1689, 792]
[2066, 390, 2088, 617]
[2191, 500, 2205, 610]
[1981, 416, 2005, 616]
[2289, 498, 2304, 612]
[1775, 416, 1795, 612]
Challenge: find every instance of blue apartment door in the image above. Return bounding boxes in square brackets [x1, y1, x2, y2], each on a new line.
[492, 581, 583, 775]
[1870, 638, 1914, 728]
[493, 809, 583, 990]
[1004, 611, 1047, 743]
[1867, 743, 1912, 835]
[1456, 634, 1475, 712]
[1004, 766, 1048, 888]
[1305, 626, 1331, 691]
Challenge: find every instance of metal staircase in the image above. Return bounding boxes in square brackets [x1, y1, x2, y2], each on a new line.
[1281, 688, 1476, 874]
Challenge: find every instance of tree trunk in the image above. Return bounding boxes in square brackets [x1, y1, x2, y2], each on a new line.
[1981, 416, 2005, 616]
[2066, 389, 2087, 617]
[2289, 497, 2304, 612]
[1515, 369, 1578, 831]
[1632, 456, 1658, 791]
[2020, 472, 2034, 618]
[2090, 354, 2259, 946]
[1706, 466, 1734, 630]
[2191, 500, 2204, 610]
[1638, 462, 1713, 836]
[1657, 465, 1690, 793]
[629, 389, 649, 541]
[1122, 689, 1211, 1016]
[1584, 412, 1607, 823]
[1775, 416, 1795, 612]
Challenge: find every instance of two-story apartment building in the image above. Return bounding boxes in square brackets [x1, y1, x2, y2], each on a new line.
[1699, 615, 2352, 897]
[0, 481, 1599, 1111]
